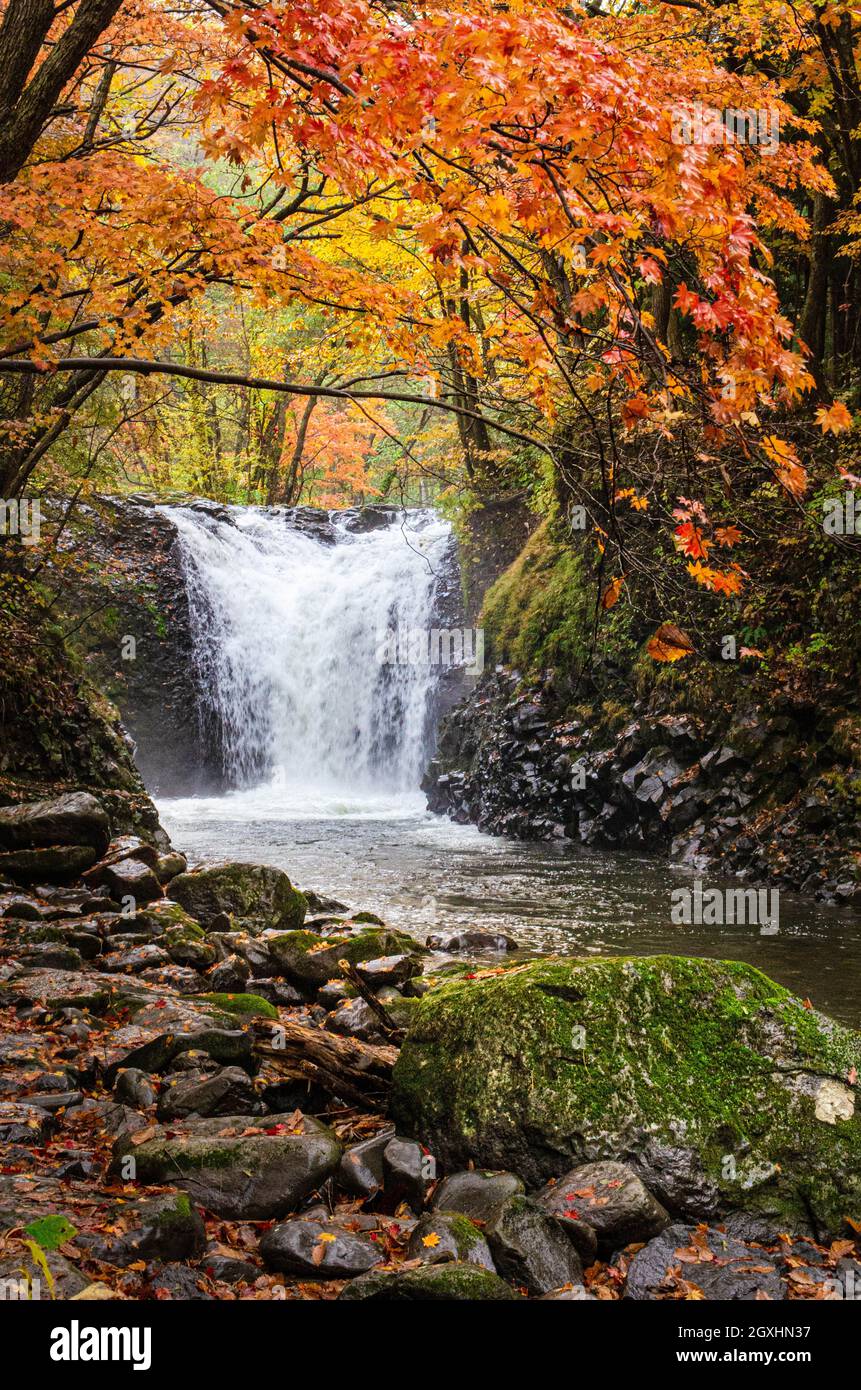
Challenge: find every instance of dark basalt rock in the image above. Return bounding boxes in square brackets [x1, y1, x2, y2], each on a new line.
[260, 1217, 383, 1278]
[406, 1212, 496, 1271]
[339, 1262, 521, 1300]
[484, 1194, 583, 1295]
[431, 1169, 525, 1221]
[535, 1160, 670, 1253]
[0, 793, 110, 853]
[624, 1224, 784, 1301]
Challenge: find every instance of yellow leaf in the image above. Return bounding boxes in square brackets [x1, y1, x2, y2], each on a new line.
[422, 1233, 441, 1248]
[816, 402, 853, 435]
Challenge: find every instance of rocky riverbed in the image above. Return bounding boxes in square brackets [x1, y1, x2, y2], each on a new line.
[1, 790, 860, 1302]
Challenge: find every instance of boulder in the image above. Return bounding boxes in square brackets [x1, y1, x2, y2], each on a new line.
[76, 1191, 205, 1267]
[157, 1065, 260, 1121]
[260, 1218, 383, 1278]
[407, 1212, 496, 1271]
[536, 1160, 669, 1252]
[0, 845, 98, 883]
[0, 793, 110, 852]
[339, 1263, 521, 1300]
[624, 1224, 784, 1301]
[170, 862, 307, 931]
[382, 1136, 427, 1210]
[102, 857, 163, 905]
[111, 1112, 342, 1219]
[484, 1195, 583, 1295]
[391, 955, 861, 1238]
[267, 927, 422, 989]
[337, 1130, 394, 1200]
[431, 1169, 524, 1222]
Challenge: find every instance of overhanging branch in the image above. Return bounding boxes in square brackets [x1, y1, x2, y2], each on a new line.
[0, 355, 554, 458]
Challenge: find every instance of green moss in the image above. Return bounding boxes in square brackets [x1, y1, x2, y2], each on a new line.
[448, 1212, 483, 1256]
[392, 954, 861, 1237]
[481, 521, 596, 674]
[193, 992, 278, 1020]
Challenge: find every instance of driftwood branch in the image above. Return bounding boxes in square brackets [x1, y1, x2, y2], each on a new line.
[338, 958, 405, 1042]
[251, 1017, 398, 1107]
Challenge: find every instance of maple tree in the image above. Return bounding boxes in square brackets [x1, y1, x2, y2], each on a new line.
[0, 0, 858, 662]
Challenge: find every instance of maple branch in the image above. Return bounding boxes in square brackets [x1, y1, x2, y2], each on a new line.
[0, 356, 555, 457]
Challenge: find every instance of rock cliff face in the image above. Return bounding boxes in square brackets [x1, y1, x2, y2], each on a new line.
[422, 668, 861, 903]
[0, 559, 166, 844]
[53, 494, 220, 797]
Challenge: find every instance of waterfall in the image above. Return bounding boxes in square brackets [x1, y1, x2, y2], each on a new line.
[161, 504, 452, 802]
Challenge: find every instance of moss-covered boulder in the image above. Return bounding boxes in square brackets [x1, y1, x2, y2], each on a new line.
[391, 955, 861, 1239]
[163, 920, 217, 969]
[190, 992, 278, 1021]
[170, 862, 307, 931]
[267, 927, 424, 989]
[110, 1112, 342, 1219]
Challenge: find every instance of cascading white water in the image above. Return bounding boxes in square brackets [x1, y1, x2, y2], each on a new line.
[162, 505, 451, 807]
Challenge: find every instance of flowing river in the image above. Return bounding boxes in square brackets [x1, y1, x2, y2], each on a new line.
[155, 504, 861, 1026]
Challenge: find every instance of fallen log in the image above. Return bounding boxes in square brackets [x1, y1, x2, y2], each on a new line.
[251, 1017, 399, 1107]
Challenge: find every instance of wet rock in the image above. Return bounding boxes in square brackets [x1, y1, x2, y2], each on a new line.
[103, 857, 163, 905]
[337, 1130, 394, 1200]
[170, 862, 307, 931]
[356, 954, 422, 989]
[624, 1224, 784, 1301]
[0, 846, 98, 884]
[267, 926, 422, 990]
[207, 954, 250, 993]
[247, 977, 304, 1007]
[111, 1112, 342, 1218]
[164, 921, 217, 970]
[140, 964, 206, 994]
[260, 1217, 383, 1278]
[98, 943, 170, 975]
[407, 1212, 496, 1270]
[0, 1101, 55, 1145]
[1, 895, 46, 921]
[382, 1136, 427, 1210]
[27, 1090, 83, 1113]
[202, 1244, 258, 1284]
[99, 993, 254, 1084]
[157, 1065, 259, 1120]
[536, 1161, 669, 1252]
[426, 927, 520, 953]
[14, 941, 84, 969]
[431, 1169, 525, 1221]
[339, 1262, 520, 1300]
[317, 980, 353, 1008]
[484, 1195, 583, 1295]
[156, 852, 188, 885]
[77, 1192, 205, 1267]
[391, 954, 861, 1237]
[113, 1067, 157, 1109]
[148, 1263, 213, 1300]
[324, 998, 384, 1042]
[0, 793, 110, 853]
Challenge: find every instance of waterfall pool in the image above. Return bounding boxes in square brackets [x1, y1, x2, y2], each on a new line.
[158, 788, 861, 1027]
